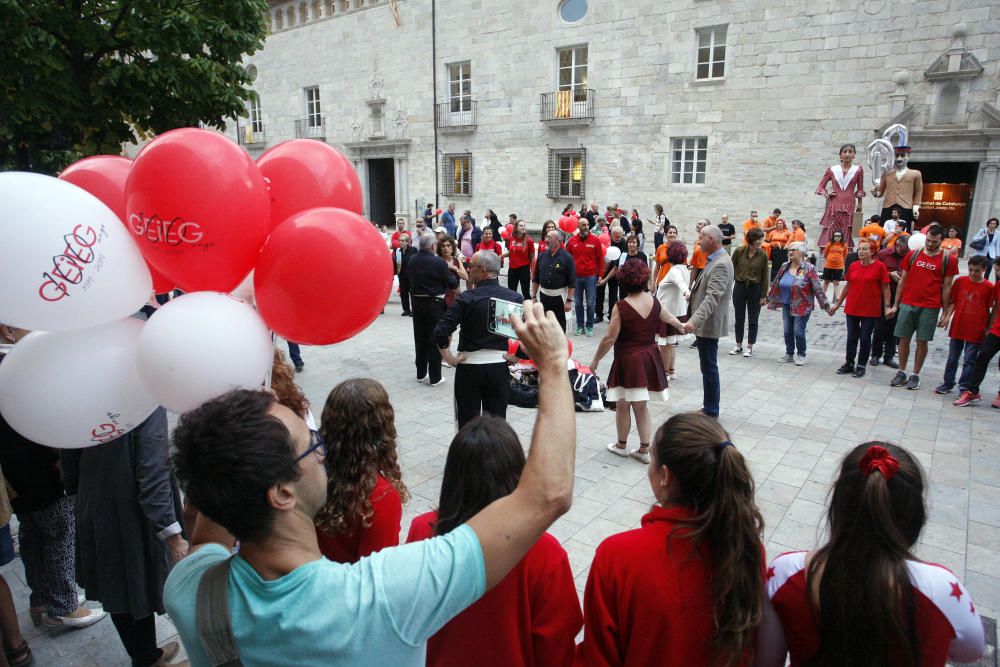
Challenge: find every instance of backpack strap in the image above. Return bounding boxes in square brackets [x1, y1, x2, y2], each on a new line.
[196, 556, 244, 667]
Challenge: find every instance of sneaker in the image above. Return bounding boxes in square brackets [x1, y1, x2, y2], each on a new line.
[953, 390, 982, 407]
[430, 378, 447, 387]
[294, 362, 304, 373]
[400, 311, 411, 317]
[586, 327, 594, 337]
[836, 363, 854, 375]
[606, 442, 629, 457]
[795, 355, 807, 366]
[576, 326, 585, 336]
[416, 376, 429, 384]
[869, 357, 880, 367]
[629, 448, 651, 464]
[905, 374, 920, 390]
[992, 392, 1000, 409]
[779, 354, 794, 363]
[729, 346, 743, 356]
[595, 317, 604, 323]
[934, 383, 954, 395]
[883, 358, 899, 369]
[890, 371, 908, 387]
[743, 348, 753, 358]
[853, 367, 866, 378]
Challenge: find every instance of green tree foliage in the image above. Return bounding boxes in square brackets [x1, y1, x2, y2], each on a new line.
[0, 0, 269, 173]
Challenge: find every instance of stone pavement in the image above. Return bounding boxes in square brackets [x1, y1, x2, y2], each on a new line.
[4, 272, 998, 665]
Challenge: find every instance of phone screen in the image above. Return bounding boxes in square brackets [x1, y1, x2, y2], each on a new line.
[488, 297, 523, 339]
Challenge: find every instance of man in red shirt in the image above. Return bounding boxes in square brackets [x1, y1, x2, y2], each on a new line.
[935, 255, 993, 396]
[389, 218, 408, 249]
[955, 256, 1000, 408]
[886, 224, 958, 390]
[566, 217, 605, 337]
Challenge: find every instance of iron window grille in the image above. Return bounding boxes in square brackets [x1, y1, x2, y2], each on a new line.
[442, 153, 472, 197]
[547, 148, 586, 199]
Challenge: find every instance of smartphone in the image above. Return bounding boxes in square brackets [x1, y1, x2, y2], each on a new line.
[488, 297, 523, 339]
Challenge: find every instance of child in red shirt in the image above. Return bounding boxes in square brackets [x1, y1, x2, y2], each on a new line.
[407, 416, 580, 667]
[314, 379, 408, 564]
[576, 413, 765, 667]
[935, 255, 994, 395]
[954, 256, 1000, 408]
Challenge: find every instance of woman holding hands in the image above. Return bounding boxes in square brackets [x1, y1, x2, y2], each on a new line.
[828, 240, 891, 378]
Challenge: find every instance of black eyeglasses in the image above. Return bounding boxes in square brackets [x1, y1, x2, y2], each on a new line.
[293, 430, 328, 464]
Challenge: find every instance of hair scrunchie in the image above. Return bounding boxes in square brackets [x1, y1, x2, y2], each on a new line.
[859, 445, 900, 481]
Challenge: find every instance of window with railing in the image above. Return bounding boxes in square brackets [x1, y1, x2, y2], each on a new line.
[305, 86, 322, 127]
[671, 137, 708, 184]
[547, 148, 586, 199]
[248, 95, 263, 133]
[558, 46, 588, 101]
[442, 153, 472, 196]
[695, 26, 727, 80]
[448, 62, 471, 113]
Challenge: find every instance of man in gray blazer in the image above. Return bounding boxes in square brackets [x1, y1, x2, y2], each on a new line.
[683, 224, 734, 417]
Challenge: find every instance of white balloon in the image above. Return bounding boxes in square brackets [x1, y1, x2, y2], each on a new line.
[909, 233, 927, 252]
[137, 292, 272, 413]
[605, 247, 622, 262]
[0, 318, 158, 448]
[0, 172, 152, 331]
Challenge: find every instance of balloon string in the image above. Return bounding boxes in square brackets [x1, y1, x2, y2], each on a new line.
[264, 331, 275, 391]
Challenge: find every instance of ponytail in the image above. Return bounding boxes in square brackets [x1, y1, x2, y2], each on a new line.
[808, 442, 925, 667]
[653, 413, 765, 667]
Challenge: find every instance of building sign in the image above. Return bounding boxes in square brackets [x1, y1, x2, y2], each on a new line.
[920, 183, 972, 236]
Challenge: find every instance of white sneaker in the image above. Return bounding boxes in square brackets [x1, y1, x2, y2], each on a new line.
[728, 346, 743, 355]
[430, 378, 447, 387]
[743, 348, 752, 358]
[607, 442, 629, 457]
[795, 355, 807, 366]
[416, 376, 429, 384]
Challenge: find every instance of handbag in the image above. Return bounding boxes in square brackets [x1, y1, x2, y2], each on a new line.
[970, 235, 987, 251]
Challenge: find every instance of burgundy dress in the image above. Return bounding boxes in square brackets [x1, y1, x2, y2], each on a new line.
[815, 164, 864, 249]
[605, 299, 668, 402]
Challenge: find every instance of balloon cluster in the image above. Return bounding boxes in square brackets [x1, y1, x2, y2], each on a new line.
[0, 128, 390, 448]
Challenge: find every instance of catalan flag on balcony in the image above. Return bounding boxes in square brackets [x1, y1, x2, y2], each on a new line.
[555, 90, 573, 119]
[244, 125, 254, 144]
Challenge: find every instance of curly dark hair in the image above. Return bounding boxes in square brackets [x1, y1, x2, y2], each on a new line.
[666, 240, 688, 265]
[619, 258, 650, 292]
[314, 378, 409, 537]
[271, 349, 309, 420]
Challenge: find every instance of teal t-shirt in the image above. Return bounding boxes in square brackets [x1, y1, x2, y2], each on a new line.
[164, 524, 485, 666]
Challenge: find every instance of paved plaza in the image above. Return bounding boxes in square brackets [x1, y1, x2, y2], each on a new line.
[3, 270, 999, 666]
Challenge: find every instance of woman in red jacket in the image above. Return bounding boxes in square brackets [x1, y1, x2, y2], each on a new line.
[314, 378, 409, 563]
[577, 412, 765, 667]
[407, 416, 581, 667]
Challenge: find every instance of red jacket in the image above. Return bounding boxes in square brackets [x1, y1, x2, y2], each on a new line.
[316, 475, 401, 564]
[576, 505, 756, 667]
[407, 511, 581, 667]
[567, 233, 605, 278]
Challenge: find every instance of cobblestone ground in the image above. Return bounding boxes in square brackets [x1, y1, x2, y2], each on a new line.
[4, 269, 998, 666]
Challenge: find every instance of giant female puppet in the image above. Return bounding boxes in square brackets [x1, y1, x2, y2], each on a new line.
[816, 143, 865, 249]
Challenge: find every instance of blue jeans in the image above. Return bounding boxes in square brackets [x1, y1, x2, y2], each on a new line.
[781, 305, 810, 356]
[942, 338, 980, 391]
[574, 276, 597, 329]
[287, 341, 303, 367]
[696, 336, 720, 416]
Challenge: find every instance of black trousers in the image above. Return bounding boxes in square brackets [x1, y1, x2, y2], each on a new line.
[412, 297, 446, 383]
[845, 315, 878, 366]
[770, 248, 788, 282]
[538, 292, 567, 332]
[732, 281, 762, 346]
[398, 275, 412, 314]
[872, 285, 898, 360]
[508, 265, 531, 301]
[968, 333, 1000, 394]
[595, 277, 619, 320]
[455, 362, 509, 428]
[111, 612, 160, 667]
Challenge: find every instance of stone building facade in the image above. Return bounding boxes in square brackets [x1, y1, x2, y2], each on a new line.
[234, 0, 1000, 243]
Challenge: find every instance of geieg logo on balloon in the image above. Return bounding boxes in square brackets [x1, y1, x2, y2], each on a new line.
[38, 223, 106, 302]
[128, 213, 204, 246]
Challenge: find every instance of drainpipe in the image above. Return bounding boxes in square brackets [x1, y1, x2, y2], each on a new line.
[432, 0, 440, 207]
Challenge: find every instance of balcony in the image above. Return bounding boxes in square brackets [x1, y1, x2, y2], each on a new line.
[436, 101, 477, 132]
[294, 117, 326, 141]
[540, 89, 595, 127]
[237, 125, 266, 147]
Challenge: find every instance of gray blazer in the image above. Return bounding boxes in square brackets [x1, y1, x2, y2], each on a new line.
[688, 251, 734, 339]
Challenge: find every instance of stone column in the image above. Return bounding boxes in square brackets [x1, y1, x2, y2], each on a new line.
[355, 158, 369, 220]
[395, 157, 409, 222]
[970, 161, 999, 233]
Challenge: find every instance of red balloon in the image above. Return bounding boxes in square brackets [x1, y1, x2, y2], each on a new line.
[125, 128, 271, 293]
[59, 155, 132, 222]
[435, 208, 443, 216]
[558, 216, 577, 233]
[570, 210, 579, 218]
[500, 228, 511, 240]
[257, 140, 362, 229]
[254, 208, 393, 345]
[598, 233, 611, 249]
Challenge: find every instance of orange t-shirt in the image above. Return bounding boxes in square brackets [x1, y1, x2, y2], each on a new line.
[941, 238, 963, 253]
[742, 219, 761, 240]
[789, 228, 806, 244]
[766, 229, 791, 248]
[655, 244, 672, 284]
[689, 245, 707, 270]
[823, 242, 847, 270]
[860, 223, 886, 250]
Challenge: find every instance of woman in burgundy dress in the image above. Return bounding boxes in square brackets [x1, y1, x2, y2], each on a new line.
[816, 143, 865, 250]
[590, 260, 685, 464]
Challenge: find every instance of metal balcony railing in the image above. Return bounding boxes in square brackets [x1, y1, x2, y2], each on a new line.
[237, 125, 266, 146]
[540, 89, 595, 122]
[294, 117, 326, 140]
[436, 101, 477, 130]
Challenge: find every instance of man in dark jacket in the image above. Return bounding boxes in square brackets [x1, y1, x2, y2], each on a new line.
[407, 234, 459, 387]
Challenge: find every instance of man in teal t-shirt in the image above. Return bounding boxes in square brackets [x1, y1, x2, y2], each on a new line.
[164, 302, 576, 666]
